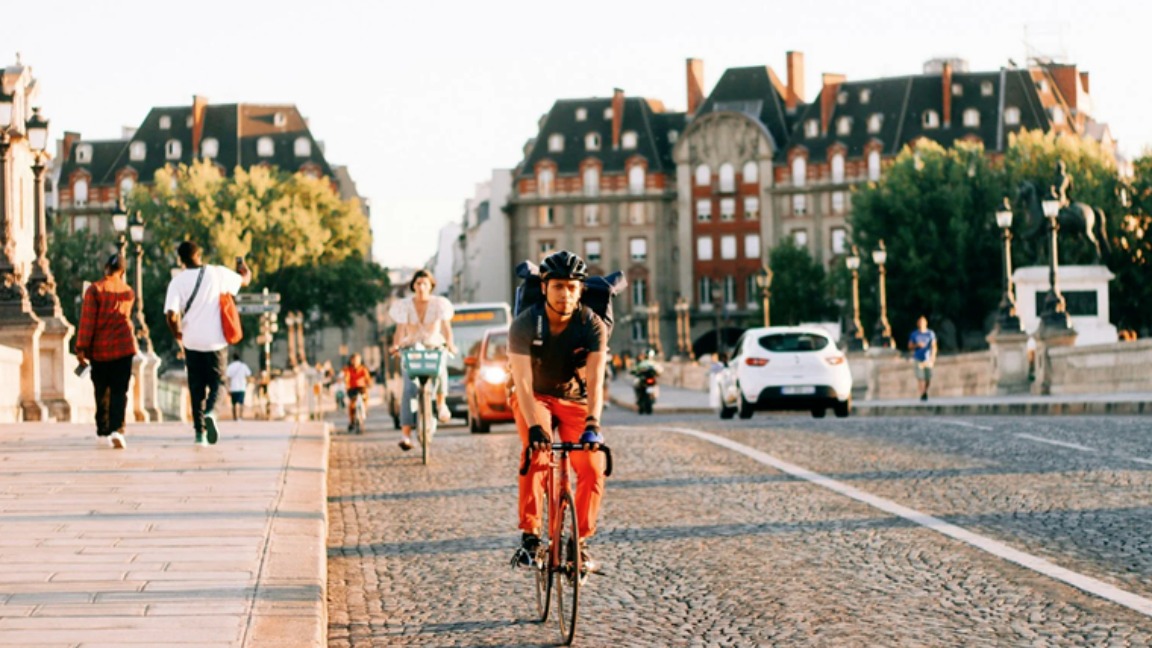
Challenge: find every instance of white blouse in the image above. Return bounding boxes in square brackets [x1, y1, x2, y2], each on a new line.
[389, 296, 454, 347]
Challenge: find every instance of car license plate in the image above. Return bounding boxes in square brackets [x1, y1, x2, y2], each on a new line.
[781, 386, 816, 395]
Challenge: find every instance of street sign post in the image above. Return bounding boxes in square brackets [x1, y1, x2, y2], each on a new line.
[237, 303, 281, 315]
[235, 292, 281, 304]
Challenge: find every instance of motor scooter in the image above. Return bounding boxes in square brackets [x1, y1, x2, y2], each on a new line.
[632, 366, 660, 415]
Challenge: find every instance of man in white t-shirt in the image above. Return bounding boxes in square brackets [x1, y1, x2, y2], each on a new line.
[226, 353, 252, 421]
[164, 241, 250, 445]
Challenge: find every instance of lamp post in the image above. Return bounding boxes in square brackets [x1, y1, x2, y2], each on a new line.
[711, 279, 725, 357]
[284, 312, 299, 369]
[24, 107, 62, 317]
[870, 240, 894, 349]
[128, 211, 153, 354]
[993, 197, 1022, 333]
[648, 300, 663, 358]
[843, 247, 867, 351]
[755, 264, 773, 328]
[111, 201, 129, 261]
[1037, 185, 1073, 336]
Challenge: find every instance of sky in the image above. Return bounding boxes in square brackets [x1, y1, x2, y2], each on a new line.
[15, 0, 1152, 269]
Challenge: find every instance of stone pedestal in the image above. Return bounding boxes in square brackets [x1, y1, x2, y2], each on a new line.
[36, 313, 75, 421]
[1014, 266, 1117, 346]
[141, 351, 163, 422]
[0, 312, 45, 421]
[1032, 329, 1078, 396]
[986, 330, 1031, 395]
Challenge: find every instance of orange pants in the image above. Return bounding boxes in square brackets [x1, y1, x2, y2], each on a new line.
[512, 392, 606, 539]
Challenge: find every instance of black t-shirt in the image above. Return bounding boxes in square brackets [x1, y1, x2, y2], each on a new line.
[508, 304, 607, 402]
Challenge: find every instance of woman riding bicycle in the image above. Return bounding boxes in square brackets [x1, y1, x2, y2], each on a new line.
[508, 250, 607, 573]
[388, 269, 457, 451]
[343, 353, 372, 432]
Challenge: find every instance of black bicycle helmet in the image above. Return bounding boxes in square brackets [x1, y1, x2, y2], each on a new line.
[539, 250, 588, 280]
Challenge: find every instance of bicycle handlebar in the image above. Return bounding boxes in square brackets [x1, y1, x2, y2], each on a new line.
[519, 443, 613, 478]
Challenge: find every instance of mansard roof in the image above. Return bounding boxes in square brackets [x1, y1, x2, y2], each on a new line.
[695, 65, 796, 152]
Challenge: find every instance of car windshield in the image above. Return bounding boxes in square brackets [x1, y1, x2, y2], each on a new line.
[485, 332, 508, 361]
[757, 332, 830, 352]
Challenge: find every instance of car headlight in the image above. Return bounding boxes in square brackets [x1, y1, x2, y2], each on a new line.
[480, 366, 508, 384]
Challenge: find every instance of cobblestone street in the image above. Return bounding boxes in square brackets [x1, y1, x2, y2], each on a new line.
[327, 409, 1152, 646]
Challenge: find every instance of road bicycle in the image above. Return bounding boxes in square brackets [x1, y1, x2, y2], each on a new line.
[400, 345, 448, 465]
[518, 441, 613, 645]
[349, 390, 367, 434]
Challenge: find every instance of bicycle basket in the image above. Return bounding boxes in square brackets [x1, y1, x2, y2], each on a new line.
[401, 348, 446, 378]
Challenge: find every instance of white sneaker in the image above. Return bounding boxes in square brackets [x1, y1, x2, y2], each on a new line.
[110, 432, 126, 449]
[437, 403, 452, 423]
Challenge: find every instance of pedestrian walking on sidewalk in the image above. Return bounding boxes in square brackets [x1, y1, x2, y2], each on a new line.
[907, 315, 938, 401]
[226, 353, 252, 420]
[164, 242, 251, 445]
[76, 254, 138, 449]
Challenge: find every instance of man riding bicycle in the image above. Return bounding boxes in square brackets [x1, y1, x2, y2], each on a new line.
[509, 250, 607, 573]
[343, 353, 372, 432]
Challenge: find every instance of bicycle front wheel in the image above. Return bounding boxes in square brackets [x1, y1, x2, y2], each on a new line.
[534, 491, 552, 622]
[418, 381, 432, 465]
[555, 490, 580, 645]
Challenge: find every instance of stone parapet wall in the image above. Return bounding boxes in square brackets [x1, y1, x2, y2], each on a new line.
[870, 351, 995, 400]
[1047, 339, 1152, 395]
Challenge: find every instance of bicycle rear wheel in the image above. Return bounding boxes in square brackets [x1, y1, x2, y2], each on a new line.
[534, 492, 552, 622]
[554, 490, 580, 645]
[418, 381, 433, 465]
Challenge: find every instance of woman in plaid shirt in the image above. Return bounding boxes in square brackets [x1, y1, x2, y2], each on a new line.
[75, 255, 137, 449]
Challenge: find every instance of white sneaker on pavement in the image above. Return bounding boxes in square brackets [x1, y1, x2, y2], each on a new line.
[110, 432, 126, 449]
[437, 403, 452, 423]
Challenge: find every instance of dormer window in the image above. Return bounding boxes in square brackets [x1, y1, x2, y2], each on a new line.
[585, 133, 601, 151]
[922, 110, 940, 129]
[668, 130, 679, 144]
[963, 108, 980, 127]
[202, 137, 219, 159]
[628, 165, 645, 194]
[981, 81, 994, 96]
[836, 116, 852, 136]
[274, 112, 287, 127]
[621, 131, 637, 149]
[837, 91, 849, 105]
[1037, 79, 1049, 92]
[548, 133, 564, 152]
[575, 107, 587, 122]
[603, 107, 613, 120]
[537, 168, 554, 197]
[1050, 106, 1065, 123]
[952, 83, 963, 97]
[868, 113, 883, 134]
[859, 89, 871, 104]
[257, 136, 274, 157]
[129, 141, 146, 162]
[73, 179, 88, 207]
[159, 115, 171, 130]
[294, 137, 311, 157]
[165, 139, 182, 160]
[76, 144, 93, 164]
[804, 119, 819, 138]
[583, 166, 599, 197]
[1004, 106, 1021, 126]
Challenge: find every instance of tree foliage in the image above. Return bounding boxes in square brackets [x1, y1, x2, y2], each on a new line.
[767, 238, 837, 326]
[46, 219, 117, 325]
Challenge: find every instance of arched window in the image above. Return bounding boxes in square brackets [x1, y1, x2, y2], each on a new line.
[73, 179, 89, 207]
[537, 168, 554, 197]
[129, 141, 146, 161]
[868, 114, 883, 134]
[963, 108, 980, 127]
[257, 137, 274, 157]
[742, 161, 758, 184]
[718, 163, 735, 193]
[694, 164, 710, 187]
[548, 134, 564, 152]
[868, 150, 882, 181]
[294, 137, 311, 157]
[621, 131, 637, 150]
[1004, 107, 1021, 126]
[791, 157, 806, 187]
[628, 165, 645, 195]
[201, 138, 219, 159]
[585, 133, 601, 151]
[76, 144, 92, 164]
[923, 110, 940, 129]
[583, 166, 599, 197]
[831, 154, 846, 184]
[165, 139, 182, 160]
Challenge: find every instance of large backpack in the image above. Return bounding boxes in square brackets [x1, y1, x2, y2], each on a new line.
[512, 260, 627, 343]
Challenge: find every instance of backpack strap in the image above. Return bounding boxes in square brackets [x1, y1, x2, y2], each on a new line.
[182, 267, 206, 317]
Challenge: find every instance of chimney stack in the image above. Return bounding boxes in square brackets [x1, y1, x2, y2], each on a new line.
[942, 62, 953, 127]
[686, 58, 705, 115]
[62, 131, 80, 163]
[820, 73, 846, 135]
[1079, 71, 1090, 95]
[785, 51, 805, 111]
[191, 95, 209, 158]
[611, 88, 625, 150]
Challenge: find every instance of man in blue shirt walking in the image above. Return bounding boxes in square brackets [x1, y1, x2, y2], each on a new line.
[907, 316, 937, 402]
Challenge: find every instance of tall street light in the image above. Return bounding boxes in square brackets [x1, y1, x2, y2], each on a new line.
[870, 239, 894, 349]
[711, 278, 725, 357]
[993, 197, 1022, 333]
[24, 107, 63, 318]
[128, 211, 153, 354]
[111, 201, 129, 261]
[755, 264, 773, 328]
[1037, 184, 1073, 336]
[843, 247, 867, 351]
[674, 297, 689, 356]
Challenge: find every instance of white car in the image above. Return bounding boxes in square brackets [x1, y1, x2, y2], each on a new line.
[717, 326, 853, 419]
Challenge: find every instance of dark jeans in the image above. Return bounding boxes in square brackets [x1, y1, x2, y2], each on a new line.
[92, 354, 134, 436]
[186, 348, 226, 434]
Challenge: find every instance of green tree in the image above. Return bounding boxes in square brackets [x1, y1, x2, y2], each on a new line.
[766, 238, 836, 326]
[1113, 154, 1152, 335]
[46, 219, 117, 325]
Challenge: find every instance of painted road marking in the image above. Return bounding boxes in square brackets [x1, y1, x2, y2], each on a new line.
[1015, 433, 1096, 453]
[936, 420, 994, 431]
[665, 426, 1152, 618]
[1130, 457, 1152, 466]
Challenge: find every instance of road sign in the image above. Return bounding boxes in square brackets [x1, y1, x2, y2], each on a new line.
[235, 292, 281, 304]
[237, 303, 281, 315]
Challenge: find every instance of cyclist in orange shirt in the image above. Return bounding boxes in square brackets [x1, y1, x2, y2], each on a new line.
[342, 353, 373, 432]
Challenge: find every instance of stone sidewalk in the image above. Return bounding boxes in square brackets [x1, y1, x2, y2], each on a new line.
[0, 419, 329, 647]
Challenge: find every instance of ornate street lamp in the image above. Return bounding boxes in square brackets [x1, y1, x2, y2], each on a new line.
[24, 107, 63, 317]
[674, 297, 689, 355]
[843, 247, 867, 351]
[128, 211, 153, 354]
[111, 200, 129, 261]
[870, 240, 894, 349]
[755, 264, 773, 328]
[284, 311, 299, 369]
[993, 197, 1022, 333]
[1037, 185, 1073, 336]
[711, 278, 725, 357]
[648, 300, 663, 358]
